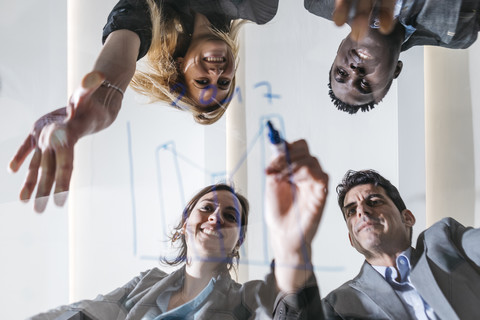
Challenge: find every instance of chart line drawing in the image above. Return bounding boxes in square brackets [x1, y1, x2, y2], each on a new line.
[126, 115, 344, 272]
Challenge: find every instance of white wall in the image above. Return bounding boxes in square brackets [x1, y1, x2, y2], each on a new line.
[0, 0, 479, 319]
[0, 1, 68, 318]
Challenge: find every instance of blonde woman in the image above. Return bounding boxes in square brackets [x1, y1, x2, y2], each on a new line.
[9, 0, 278, 212]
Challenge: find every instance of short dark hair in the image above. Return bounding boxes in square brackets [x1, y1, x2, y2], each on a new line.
[162, 183, 249, 272]
[327, 67, 393, 114]
[337, 170, 407, 217]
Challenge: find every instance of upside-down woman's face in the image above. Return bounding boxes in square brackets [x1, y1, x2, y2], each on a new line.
[183, 190, 242, 261]
[177, 36, 235, 108]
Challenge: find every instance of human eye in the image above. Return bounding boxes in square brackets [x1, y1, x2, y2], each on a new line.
[195, 79, 209, 86]
[337, 67, 348, 77]
[345, 207, 356, 218]
[217, 78, 231, 87]
[224, 211, 238, 223]
[368, 198, 383, 206]
[200, 203, 214, 212]
[360, 79, 371, 92]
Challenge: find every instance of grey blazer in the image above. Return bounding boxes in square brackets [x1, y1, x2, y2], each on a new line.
[304, 0, 480, 50]
[30, 264, 320, 320]
[322, 218, 480, 320]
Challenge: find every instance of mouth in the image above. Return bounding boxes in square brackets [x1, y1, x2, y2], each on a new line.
[354, 49, 372, 61]
[203, 56, 226, 63]
[201, 228, 222, 238]
[356, 221, 380, 233]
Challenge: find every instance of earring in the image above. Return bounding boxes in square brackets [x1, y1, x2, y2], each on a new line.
[230, 246, 240, 260]
[172, 229, 184, 242]
[175, 23, 183, 33]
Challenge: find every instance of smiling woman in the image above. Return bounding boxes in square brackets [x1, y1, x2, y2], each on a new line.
[28, 181, 323, 319]
[163, 184, 249, 273]
[129, 0, 246, 124]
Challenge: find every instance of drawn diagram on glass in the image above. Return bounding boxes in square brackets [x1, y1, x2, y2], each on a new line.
[126, 115, 344, 272]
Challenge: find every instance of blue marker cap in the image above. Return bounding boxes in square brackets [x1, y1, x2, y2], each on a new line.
[267, 121, 282, 145]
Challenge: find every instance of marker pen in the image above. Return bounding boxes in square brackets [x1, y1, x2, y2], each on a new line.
[266, 120, 286, 156]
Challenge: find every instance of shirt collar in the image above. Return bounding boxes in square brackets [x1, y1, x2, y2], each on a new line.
[372, 247, 412, 282]
[368, 0, 416, 44]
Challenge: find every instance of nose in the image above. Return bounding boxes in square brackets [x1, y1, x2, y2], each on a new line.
[356, 203, 370, 218]
[208, 210, 224, 225]
[208, 67, 224, 76]
[349, 63, 365, 76]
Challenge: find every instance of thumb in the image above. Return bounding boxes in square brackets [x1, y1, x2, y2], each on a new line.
[66, 71, 106, 120]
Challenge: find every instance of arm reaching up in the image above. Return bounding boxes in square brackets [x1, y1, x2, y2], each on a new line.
[265, 139, 329, 293]
[8, 29, 140, 212]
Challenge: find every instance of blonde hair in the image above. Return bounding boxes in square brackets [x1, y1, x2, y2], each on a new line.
[130, 0, 244, 125]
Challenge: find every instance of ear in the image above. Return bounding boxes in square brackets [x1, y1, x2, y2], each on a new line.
[337, 38, 347, 54]
[181, 219, 188, 235]
[401, 209, 416, 227]
[393, 61, 403, 79]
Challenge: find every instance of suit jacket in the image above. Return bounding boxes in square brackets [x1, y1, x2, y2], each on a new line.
[30, 264, 320, 320]
[322, 218, 480, 320]
[304, 0, 480, 51]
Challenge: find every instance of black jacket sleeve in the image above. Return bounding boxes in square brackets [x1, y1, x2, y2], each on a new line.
[273, 278, 324, 320]
[102, 0, 152, 60]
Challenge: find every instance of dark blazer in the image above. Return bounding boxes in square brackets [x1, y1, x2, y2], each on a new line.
[304, 0, 480, 50]
[103, 0, 279, 59]
[323, 218, 480, 319]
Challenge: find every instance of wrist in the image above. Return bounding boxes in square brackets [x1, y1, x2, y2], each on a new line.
[272, 240, 313, 268]
[101, 80, 125, 98]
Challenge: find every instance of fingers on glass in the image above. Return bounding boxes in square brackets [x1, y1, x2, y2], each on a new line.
[34, 150, 56, 213]
[9, 135, 35, 173]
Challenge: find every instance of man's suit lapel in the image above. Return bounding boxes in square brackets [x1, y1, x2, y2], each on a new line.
[350, 262, 415, 320]
[410, 242, 460, 320]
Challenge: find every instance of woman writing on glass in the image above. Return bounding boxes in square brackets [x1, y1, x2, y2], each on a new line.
[9, 0, 278, 212]
[30, 139, 328, 319]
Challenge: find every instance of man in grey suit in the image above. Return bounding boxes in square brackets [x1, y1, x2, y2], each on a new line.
[324, 169, 480, 319]
[305, 0, 480, 114]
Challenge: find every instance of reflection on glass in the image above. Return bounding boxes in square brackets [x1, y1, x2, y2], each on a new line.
[29, 181, 324, 319]
[8, 0, 279, 213]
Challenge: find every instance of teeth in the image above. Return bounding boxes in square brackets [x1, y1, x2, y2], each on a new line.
[357, 50, 371, 60]
[358, 53, 369, 59]
[204, 57, 225, 62]
[202, 228, 221, 237]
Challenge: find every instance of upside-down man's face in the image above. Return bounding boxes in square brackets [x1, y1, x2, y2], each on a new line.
[330, 28, 403, 107]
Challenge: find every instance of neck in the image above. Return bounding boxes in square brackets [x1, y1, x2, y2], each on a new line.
[183, 259, 222, 299]
[192, 13, 213, 40]
[389, 22, 406, 48]
[349, 21, 405, 53]
[365, 245, 409, 267]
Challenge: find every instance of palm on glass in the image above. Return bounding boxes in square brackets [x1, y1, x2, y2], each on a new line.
[333, 0, 397, 40]
[9, 72, 121, 213]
